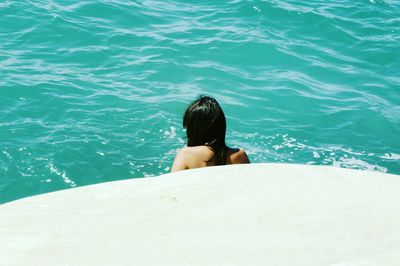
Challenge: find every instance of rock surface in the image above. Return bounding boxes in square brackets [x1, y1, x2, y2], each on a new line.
[1, 163, 400, 266]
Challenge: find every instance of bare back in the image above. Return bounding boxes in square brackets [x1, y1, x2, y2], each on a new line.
[171, 146, 250, 172]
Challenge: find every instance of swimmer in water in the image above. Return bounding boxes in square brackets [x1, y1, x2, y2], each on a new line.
[171, 95, 250, 172]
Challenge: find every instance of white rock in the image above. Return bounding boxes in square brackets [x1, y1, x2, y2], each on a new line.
[1, 163, 399, 266]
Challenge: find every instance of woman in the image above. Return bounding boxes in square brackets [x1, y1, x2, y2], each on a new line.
[171, 96, 250, 172]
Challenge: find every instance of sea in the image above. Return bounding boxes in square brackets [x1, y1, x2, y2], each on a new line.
[1, 0, 399, 203]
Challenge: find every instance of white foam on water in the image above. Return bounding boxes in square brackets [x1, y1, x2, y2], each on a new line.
[332, 157, 388, 173]
[164, 126, 177, 139]
[48, 163, 77, 187]
[313, 151, 321, 158]
[380, 153, 400, 160]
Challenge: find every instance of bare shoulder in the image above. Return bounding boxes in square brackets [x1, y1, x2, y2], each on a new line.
[227, 148, 250, 164]
[179, 146, 212, 158]
[173, 147, 199, 164]
[171, 146, 213, 172]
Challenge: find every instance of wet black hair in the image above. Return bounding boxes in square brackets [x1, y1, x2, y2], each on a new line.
[183, 95, 227, 165]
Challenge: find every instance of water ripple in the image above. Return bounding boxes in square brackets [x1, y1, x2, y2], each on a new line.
[1, 0, 399, 203]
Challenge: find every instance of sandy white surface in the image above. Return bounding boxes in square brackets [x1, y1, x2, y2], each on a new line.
[1, 163, 399, 266]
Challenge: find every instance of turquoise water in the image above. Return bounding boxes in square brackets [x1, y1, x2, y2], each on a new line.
[1, 0, 399, 203]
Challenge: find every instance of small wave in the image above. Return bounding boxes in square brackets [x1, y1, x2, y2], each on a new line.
[380, 153, 400, 160]
[0, 0, 399, 203]
[48, 163, 77, 187]
[332, 157, 388, 173]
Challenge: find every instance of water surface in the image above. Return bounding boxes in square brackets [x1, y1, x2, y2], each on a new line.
[1, 0, 399, 203]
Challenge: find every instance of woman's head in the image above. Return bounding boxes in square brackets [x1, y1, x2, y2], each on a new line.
[183, 95, 227, 165]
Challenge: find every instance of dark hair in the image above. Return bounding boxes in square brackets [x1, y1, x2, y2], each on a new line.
[183, 96, 227, 165]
